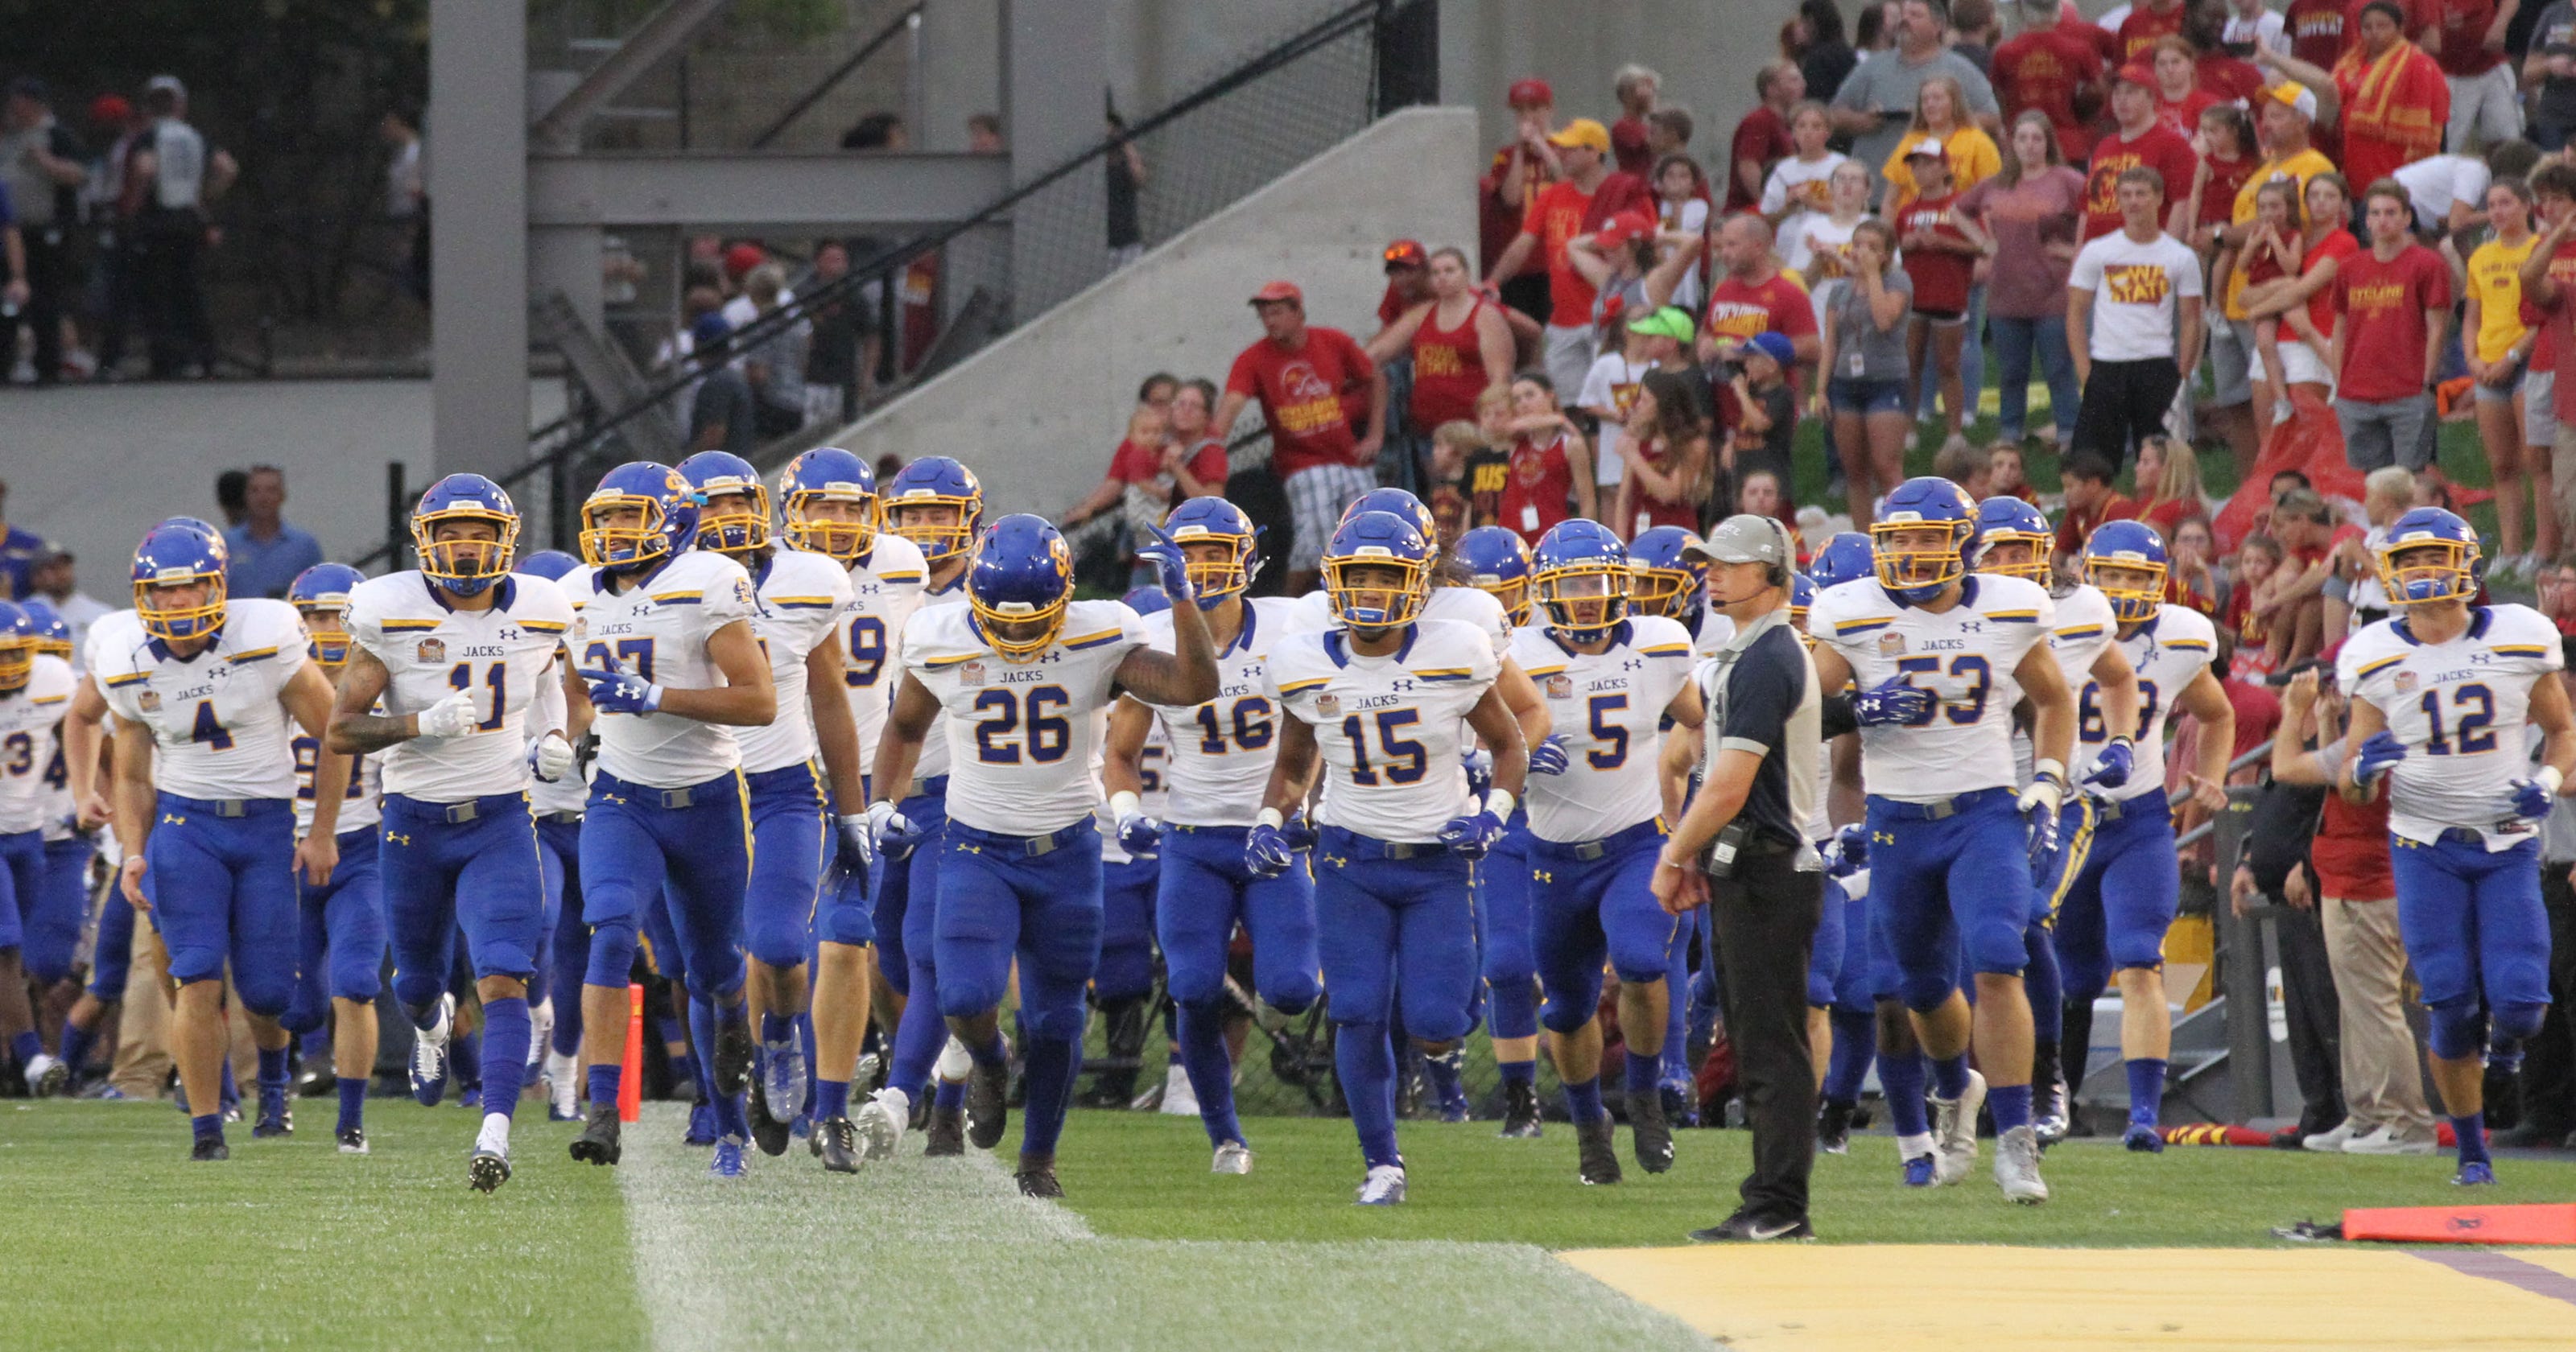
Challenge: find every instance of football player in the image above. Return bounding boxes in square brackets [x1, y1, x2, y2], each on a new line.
[99, 521, 349, 1159]
[516, 548, 592, 1123]
[0, 600, 76, 1096]
[1083, 584, 1175, 1115]
[279, 563, 389, 1152]
[2335, 508, 2575, 1185]
[1635, 523, 1718, 1112]
[1452, 525, 1551, 1133]
[1803, 477, 2074, 1204]
[1261, 509, 1529, 1204]
[2067, 521, 2233, 1152]
[558, 461, 775, 1178]
[1104, 497, 1324, 1172]
[1510, 520, 1701, 1184]
[326, 476, 575, 1189]
[1802, 533, 1891, 1156]
[865, 513, 1216, 1197]
[14, 600, 89, 1078]
[1629, 526, 1710, 639]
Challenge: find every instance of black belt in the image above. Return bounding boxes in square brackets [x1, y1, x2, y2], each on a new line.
[540, 810, 584, 825]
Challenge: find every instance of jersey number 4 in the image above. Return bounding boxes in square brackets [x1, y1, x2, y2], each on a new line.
[1340, 709, 1427, 785]
[972, 685, 1071, 763]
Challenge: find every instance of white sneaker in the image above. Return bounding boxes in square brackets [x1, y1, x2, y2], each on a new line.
[2301, 1120, 2359, 1152]
[853, 1086, 907, 1160]
[23, 1052, 67, 1098]
[1994, 1124, 2049, 1204]
[409, 992, 455, 1106]
[1929, 1069, 1987, 1186]
[1355, 1163, 1407, 1205]
[543, 1049, 579, 1120]
[1159, 1062, 1199, 1118]
[1212, 1140, 1253, 1175]
[2343, 1124, 2437, 1156]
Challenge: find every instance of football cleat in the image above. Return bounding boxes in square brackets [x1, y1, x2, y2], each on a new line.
[293, 1061, 333, 1098]
[409, 992, 456, 1107]
[1817, 1100, 1854, 1155]
[23, 1053, 68, 1098]
[190, 1135, 229, 1162]
[1576, 1118, 1623, 1185]
[1355, 1163, 1408, 1206]
[336, 1126, 369, 1155]
[748, 1067, 791, 1158]
[1212, 1140, 1253, 1175]
[2454, 1160, 2498, 1186]
[853, 1088, 906, 1160]
[924, 1104, 967, 1157]
[1158, 1062, 1199, 1117]
[1929, 1069, 1987, 1186]
[1630, 1090, 1675, 1174]
[967, 1051, 1011, 1151]
[683, 1099, 720, 1147]
[1423, 1049, 1470, 1123]
[815, 1115, 862, 1173]
[709, 1136, 749, 1178]
[1015, 1161, 1063, 1198]
[544, 1049, 580, 1122]
[469, 1148, 512, 1193]
[1901, 1152, 1938, 1188]
[2033, 1078, 2070, 1147]
[2123, 1122, 2165, 1153]
[1498, 1080, 1543, 1139]
[1994, 1124, 2050, 1204]
[253, 1086, 292, 1138]
[570, 1103, 623, 1166]
[761, 1037, 807, 1123]
[1690, 1209, 1816, 1243]
[710, 1004, 754, 1098]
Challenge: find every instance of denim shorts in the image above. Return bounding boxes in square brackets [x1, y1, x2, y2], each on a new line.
[1827, 376, 1907, 415]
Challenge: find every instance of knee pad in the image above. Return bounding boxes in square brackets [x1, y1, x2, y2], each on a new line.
[392, 966, 445, 1017]
[1538, 995, 1595, 1036]
[279, 1000, 324, 1037]
[584, 917, 638, 991]
[1899, 971, 1956, 1016]
[1021, 1000, 1088, 1046]
[1257, 970, 1319, 1016]
[1401, 1003, 1472, 1045]
[2491, 1001, 2548, 1046]
[935, 971, 1009, 1021]
[2425, 998, 2487, 1061]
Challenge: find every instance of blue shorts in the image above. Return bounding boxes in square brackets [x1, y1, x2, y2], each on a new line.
[23, 836, 92, 984]
[1096, 852, 1160, 1002]
[1828, 375, 1908, 416]
[145, 793, 299, 1015]
[584, 770, 750, 1002]
[1155, 823, 1319, 1013]
[2052, 792, 2178, 1001]
[861, 781, 947, 983]
[1864, 787, 2033, 1012]
[931, 819, 1102, 1040]
[382, 791, 546, 1008]
[2389, 831, 2552, 1015]
[742, 761, 829, 969]
[0, 828, 43, 955]
[1314, 826, 1477, 1041]
[286, 824, 386, 1032]
[1528, 819, 1678, 1035]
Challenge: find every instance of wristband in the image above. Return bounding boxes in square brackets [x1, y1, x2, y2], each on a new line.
[2543, 766, 2566, 798]
[2034, 757, 2066, 785]
[1108, 790, 1141, 820]
[1484, 789, 1517, 822]
[1257, 806, 1286, 830]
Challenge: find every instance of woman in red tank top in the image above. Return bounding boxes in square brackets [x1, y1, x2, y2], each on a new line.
[1495, 373, 1596, 544]
[1367, 245, 1516, 435]
[1613, 367, 1711, 539]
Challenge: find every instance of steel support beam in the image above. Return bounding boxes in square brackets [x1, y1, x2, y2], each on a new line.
[528, 152, 1009, 229]
[431, 0, 529, 480]
[530, 0, 733, 151]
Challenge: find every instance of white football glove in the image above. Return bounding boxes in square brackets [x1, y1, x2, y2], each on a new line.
[415, 690, 480, 740]
[528, 732, 576, 782]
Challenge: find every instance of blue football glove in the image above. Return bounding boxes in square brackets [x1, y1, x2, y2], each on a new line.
[836, 813, 877, 872]
[579, 660, 663, 715]
[2509, 777, 2556, 820]
[1822, 823, 1869, 879]
[1117, 811, 1162, 858]
[1279, 812, 1318, 851]
[1527, 733, 1572, 777]
[2353, 730, 2408, 789]
[1851, 677, 1932, 727]
[864, 800, 926, 862]
[1463, 748, 1494, 800]
[2083, 736, 2134, 791]
[1246, 822, 1296, 878]
[2017, 773, 2066, 872]
[1439, 806, 1505, 859]
[1133, 523, 1195, 607]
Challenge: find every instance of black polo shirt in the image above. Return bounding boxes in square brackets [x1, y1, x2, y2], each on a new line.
[1698, 605, 1823, 861]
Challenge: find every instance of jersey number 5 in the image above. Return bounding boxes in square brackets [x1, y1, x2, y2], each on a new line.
[972, 685, 1071, 763]
[1340, 709, 1427, 785]
[1893, 654, 1991, 727]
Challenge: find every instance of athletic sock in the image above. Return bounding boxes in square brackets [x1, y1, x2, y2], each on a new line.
[2125, 1057, 2168, 1127]
[759, 1012, 793, 1045]
[191, 1111, 223, 1143]
[1499, 1059, 1535, 1089]
[795, 1013, 817, 1106]
[934, 1076, 966, 1110]
[1422, 1046, 1465, 1102]
[256, 1045, 288, 1094]
[297, 1025, 330, 1064]
[815, 1078, 850, 1122]
[1824, 1009, 1875, 1104]
[1880, 1049, 1930, 1138]
[60, 1022, 95, 1078]
[451, 1028, 481, 1092]
[1335, 1019, 1402, 1168]
[2022, 929, 2062, 1043]
[2030, 1038, 2061, 1108]
[2454, 1112, 2491, 1166]
[1930, 1053, 1971, 1101]
[1562, 1074, 1607, 1125]
[1019, 1033, 1077, 1157]
[712, 1086, 751, 1141]
[587, 1063, 621, 1107]
[551, 994, 584, 1059]
[1989, 1082, 2033, 1132]
[336, 1078, 367, 1135]
[477, 997, 531, 1120]
[1176, 1001, 1242, 1147]
[1620, 1044, 1661, 1098]
[10, 1029, 39, 1066]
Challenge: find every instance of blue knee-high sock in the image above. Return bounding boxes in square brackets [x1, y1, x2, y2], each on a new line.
[888, 962, 947, 1098]
[815, 1078, 850, 1121]
[1177, 1001, 1243, 1148]
[1563, 1074, 1607, 1125]
[10, 1029, 39, 1066]
[256, 1045, 288, 1094]
[1930, 1052, 1971, 1101]
[759, 1012, 793, 1045]
[1824, 1009, 1875, 1104]
[1335, 1020, 1402, 1169]
[192, 1111, 224, 1143]
[1488, 978, 1538, 1044]
[1880, 1049, 1930, 1138]
[587, 1063, 621, 1107]
[656, 1014, 695, 1090]
[1990, 1082, 2033, 1131]
[2454, 1111, 2491, 1165]
[219, 1059, 240, 1111]
[1421, 1045, 1464, 1100]
[1621, 1042, 1661, 1097]
[1019, 1032, 1077, 1158]
[796, 1012, 817, 1103]
[551, 991, 584, 1059]
[1662, 973, 1689, 1086]
[2023, 932, 2063, 1044]
[1500, 1059, 1534, 1089]
[297, 1025, 330, 1063]
[689, 997, 749, 1140]
[934, 1076, 966, 1110]
[2125, 1057, 2167, 1127]
[60, 1021, 96, 1078]
[478, 997, 531, 1120]
[451, 1027, 481, 1091]
[965, 1031, 1009, 1068]
[336, 1078, 367, 1134]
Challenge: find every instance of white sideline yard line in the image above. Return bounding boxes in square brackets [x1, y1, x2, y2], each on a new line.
[616, 1104, 1712, 1352]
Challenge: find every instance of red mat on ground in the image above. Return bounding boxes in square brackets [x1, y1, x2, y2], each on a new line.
[2344, 1203, 2576, 1245]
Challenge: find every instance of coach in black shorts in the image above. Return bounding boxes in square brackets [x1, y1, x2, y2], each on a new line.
[1653, 513, 1825, 1243]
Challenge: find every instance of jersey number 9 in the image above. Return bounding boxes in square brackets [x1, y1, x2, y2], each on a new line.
[844, 617, 888, 688]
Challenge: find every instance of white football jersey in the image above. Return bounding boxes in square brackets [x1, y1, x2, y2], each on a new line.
[93, 600, 308, 802]
[1132, 596, 1328, 827]
[2076, 604, 2216, 802]
[567, 551, 760, 790]
[1807, 575, 2055, 802]
[2013, 583, 2119, 785]
[732, 549, 856, 775]
[904, 599, 1147, 835]
[292, 735, 381, 837]
[2339, 604, 2566, 850]
[906, 575, 971, 785]
[0, 655, 74, 835]
[1297, 586, 1514, 657]
[1509, 616, 1695, 842]
[348, 572, 576, 804]
[836, 534, 928, 774]
[526, 670, 588, 816]
[1268, 618, 1501, 843]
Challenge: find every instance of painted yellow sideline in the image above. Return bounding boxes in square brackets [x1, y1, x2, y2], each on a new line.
[1558, 1243, 2566, 1351]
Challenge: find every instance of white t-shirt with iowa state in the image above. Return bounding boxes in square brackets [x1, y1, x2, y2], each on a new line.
[2068, 229, 2203, 361]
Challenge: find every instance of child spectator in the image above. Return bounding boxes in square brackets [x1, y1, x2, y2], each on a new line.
[1465, 389, 1519, 530]
[2329, 465, 2417, 638]
[1496, 372, 1596, 543]
[1933, 435, 1994, 498]
[1987, 441, 2038, 502]
[1062, 402, 1179, 586]
[2051, 449, 2137, 567]
[1728, 331, 1798, 498]
[1425, 417, 1495, 544]
[2252, 488, 2338, 670]
[2221, 532, 2284, 680]
[1893, 138, 1989, 434]
[2540, 561, 2576, 637]
[1616, 367, 1712, 539]
[2166, 515, 2223, 616]
[2225, 179, 2306, 432]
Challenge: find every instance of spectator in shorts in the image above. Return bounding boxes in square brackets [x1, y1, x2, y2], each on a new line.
[1892, 138, 1987, 434]
[1488, 117, 1648, 397]
[2520, 162, 2576, 554]
[2067, 165, 2203, 466]
[2466, 174, 2555, 575]
[2330, 179, 2451, 473]
[1212, 280, 1385, 593]
[1822, 218, 1915, 525]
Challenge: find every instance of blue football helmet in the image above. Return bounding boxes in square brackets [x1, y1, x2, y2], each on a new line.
[0, 601, 34, 691]
[1626, 526, 1707, 620]
[2374, 506, 2483, 606]
[409, 474, 519, 597]
[1872, 476, 1977, 603]
[2080, 519, 2170, 624]
[131, 521, 229, 642]
[968, 513, 1075, 662]
[1121, 586, 1174, 617]
[780, 447, 878, 562]
[1806, 530, 1876, 592]
[1322, 510, 1434, 632]
[18, 598, 71, 662]
[1341, 487, 1438, 544]
[1969, 496, 2054, 583]
[287, 563, 368, 668]
[1161, 497, 1262, 609]
[1454, 526, 1534, 627]
[580, 461, 702, 570]
[515, 550, 583, 582]
[1789, 572, 1817, 635]
[1534, 519, 1632, 641]
[677, 451, 771, 553]
[882, 456, 985, 565]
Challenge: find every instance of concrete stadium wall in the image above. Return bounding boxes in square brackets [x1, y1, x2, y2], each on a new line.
[828, 105, 1480, 517]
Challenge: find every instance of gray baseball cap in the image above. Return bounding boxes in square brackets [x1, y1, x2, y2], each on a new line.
[1684, 513, 1794, 570]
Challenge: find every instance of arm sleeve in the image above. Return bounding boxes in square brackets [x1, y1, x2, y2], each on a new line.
[1718, 636, 1805, 756]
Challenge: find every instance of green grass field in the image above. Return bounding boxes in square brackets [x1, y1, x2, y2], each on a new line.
[10, 1097, 2573, 1351]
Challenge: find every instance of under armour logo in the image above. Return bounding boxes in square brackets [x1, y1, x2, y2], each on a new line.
[1872, 831, 1895, 845]
[499, 628, 521, 641]
[1534, 869, 1554, 884]
[1622, 659, 1643, 671]
[1241, 665, 1261, 680]
[385, 831, 411, 846]
[1389, 679, 1415, 692]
